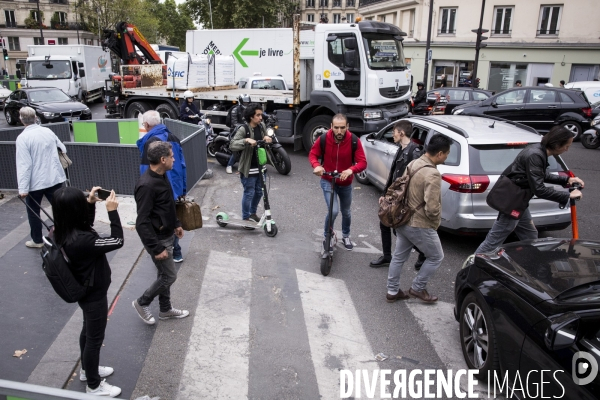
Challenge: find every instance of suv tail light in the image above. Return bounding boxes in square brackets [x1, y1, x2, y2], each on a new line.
[582, 107, 592, 118]
[442, 174, 490, 193]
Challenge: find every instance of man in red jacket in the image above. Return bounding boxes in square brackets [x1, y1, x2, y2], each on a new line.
[309, 114, 367, 250]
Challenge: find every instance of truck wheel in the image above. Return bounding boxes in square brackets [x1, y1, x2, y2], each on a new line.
[156, 103, 178, 120]
[125, 101, 150, 119]
[303, 115, 332, 152]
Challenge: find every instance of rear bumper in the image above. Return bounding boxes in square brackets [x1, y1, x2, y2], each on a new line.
[440, 210, 571, 235]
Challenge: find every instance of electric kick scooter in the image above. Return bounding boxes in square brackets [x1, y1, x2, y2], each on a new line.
[215, 141, 278, 237]
[320, 170, 340, 276]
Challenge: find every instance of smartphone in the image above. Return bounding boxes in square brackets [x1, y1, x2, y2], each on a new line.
[96, 188, 112, 200]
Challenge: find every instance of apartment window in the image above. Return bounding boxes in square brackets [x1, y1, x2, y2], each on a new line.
[346, 0, 355, 6]
[32, 10, 41, 22]
[57, 12, 67, 23]
[8, 37, 20, 51]
[538, 5, 561, 35]
[58, 37, 68, 45]
[492, 6, 512, 35]
[319, 0, 328, 7]
[439, 8, 457, 34]
[333, 0, 341, 7]
[307, 14, 314, 22]
[34, 37, 44, 45]
[346, 13, 354, 23]
[333, 13, 341, 23]
[306, 0, 314, 8]
[4, 10, 16, 28]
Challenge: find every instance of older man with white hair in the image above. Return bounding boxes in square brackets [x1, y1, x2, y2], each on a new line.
[16, 107, 67, 248]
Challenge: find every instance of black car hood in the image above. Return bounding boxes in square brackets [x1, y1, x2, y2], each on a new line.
[32, 101, 87, 113]
[477, 239, 600, 302]
[454, 100, 482, 109]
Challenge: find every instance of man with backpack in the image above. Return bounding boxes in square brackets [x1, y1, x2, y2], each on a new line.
[385, 134, 452, 303]
[224, 95, 250, 174]
[308, 114, 367, 250]
[370, 120, 426, 269]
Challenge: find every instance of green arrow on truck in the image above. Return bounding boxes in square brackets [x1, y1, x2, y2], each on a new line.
[232, 38, 259, 68]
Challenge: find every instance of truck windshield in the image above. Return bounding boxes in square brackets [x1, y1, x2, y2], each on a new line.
[26, 61, 72, 79]
[362, 34, 406, 71]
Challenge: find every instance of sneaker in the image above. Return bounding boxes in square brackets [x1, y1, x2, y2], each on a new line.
[248, 214, 260, 222]
[25, 240, 44, 248]
[80, 366, 114, 381]
[226, 166, 233, 174]
[370, 256, 391, 268]
[173, 255, 184, 263]
[132, 300, 155, 325]
[86, 379, 122, 397]
[159, 308, 190, 320]
[342, 237, 353, 251]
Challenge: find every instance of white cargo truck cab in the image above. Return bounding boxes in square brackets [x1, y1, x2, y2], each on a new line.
[24, 45, 112, 103]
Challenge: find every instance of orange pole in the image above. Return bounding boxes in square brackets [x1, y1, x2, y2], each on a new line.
[571, 205, 579, 239]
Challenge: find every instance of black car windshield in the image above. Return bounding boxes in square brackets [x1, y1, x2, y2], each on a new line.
[469, 143, 564, 175]
[26, 61, 72, 80]
[28, 89, 71, 103]
[362, 34, 406, 71]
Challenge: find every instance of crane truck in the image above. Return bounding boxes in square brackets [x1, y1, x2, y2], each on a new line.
[101, 17, 411, 151]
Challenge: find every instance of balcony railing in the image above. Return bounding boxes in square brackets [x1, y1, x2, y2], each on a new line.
[5, 21, 17, 28]
[69, 22, 88, 31]
[537, 29, 559, 36]
[51, 22, 69, 30]
[359, 0, 388, 6]
[49, 0, 69, 4]
[491, 29, 511, 35]
[438, 28, 456, 35]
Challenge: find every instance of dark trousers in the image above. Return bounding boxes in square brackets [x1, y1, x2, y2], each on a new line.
[25, 182, 64, 243]
[78, 296, 108, 390]
[380, 221, 425, 259]
[138, 237, 176, 312]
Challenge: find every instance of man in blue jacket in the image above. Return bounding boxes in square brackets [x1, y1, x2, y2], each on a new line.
[137, 110, 187, 262]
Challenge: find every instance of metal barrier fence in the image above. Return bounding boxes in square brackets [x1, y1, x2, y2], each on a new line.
[0, 378, 124, 400]
[0, 122, 71, 142]
[0, 119, 207, 195]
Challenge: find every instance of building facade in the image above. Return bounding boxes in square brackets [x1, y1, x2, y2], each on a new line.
[0, 0, 95, 76]
[358, 0, 600, 93]
[300, 0, 361, 24]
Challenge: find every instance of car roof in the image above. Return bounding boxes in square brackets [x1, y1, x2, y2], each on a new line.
[20, 87, 63, 91]
[410, 115, 543, 145]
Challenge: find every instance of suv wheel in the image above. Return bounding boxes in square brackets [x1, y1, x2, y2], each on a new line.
[561, 121, 582, 141]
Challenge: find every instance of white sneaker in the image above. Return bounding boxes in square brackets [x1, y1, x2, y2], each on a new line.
[80, 366, 114, 381]
[25, 240, 44, 248]
[226, 166, 233, 174]
[86, 379, 122, 397]
[159, 308, 190, 320]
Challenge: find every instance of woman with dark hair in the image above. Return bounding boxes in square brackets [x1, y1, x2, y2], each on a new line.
[475, 127, 584, 254]
[51, 186, 123, 397]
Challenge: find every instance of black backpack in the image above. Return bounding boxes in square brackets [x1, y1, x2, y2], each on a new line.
[19, 197, 94, 303]
[319, 131, 359, 165]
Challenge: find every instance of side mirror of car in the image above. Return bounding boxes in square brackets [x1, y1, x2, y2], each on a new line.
[366, 133, 375, 143]
[544, 312, 580, 351]
[491, 101, 498, 108]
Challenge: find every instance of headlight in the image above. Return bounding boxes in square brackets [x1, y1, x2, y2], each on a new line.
[205, 118, 211, 125]
[266, 128, 275, 137]
[42, 112, 58, 118]
[453, 108, 464, 115]
[363, 110, 382, 119]
[461, 255, 475, 269]
[592, 118, 599, 127]
[82, 108, 91, 114]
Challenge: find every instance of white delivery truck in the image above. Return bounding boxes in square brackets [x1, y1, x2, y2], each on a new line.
[24, 45, 112, 103]
[103, 18, 412, 151]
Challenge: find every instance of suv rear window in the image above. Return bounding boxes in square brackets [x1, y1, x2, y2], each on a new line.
[469, 144, 565, 175]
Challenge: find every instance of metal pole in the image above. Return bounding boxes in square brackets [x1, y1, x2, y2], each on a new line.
[422, 0, 434, 90]
[208, 0, 214, 29]
[97, 7, 101, 46]
[36, 0, 44, 44]
[75, 9, 80, 44]
[472, 0, 486, 83]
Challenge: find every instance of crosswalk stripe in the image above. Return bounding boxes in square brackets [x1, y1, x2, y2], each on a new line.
[296, 269, 381, 400]
[177, 251, 253, 400]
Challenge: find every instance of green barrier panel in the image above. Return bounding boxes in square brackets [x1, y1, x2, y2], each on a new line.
[118, 120, 139, 144]
[72, 121, 98, 143]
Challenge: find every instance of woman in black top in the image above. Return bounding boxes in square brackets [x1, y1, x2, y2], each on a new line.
[51, 187, 124, 397]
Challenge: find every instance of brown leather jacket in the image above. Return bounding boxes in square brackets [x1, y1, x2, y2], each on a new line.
[403, 155, 442, 229]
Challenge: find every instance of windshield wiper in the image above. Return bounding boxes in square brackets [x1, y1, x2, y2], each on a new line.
[557, 281, 600, 300]
[387, 66, 407, 71]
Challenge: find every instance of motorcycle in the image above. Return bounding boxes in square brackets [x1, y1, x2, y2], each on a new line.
[181, 106, 221, 156]
[411, 92, 443, 116]
[213, 111, 292, 175]
[581, 115, 600, 149]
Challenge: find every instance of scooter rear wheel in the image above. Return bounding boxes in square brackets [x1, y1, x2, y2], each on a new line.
[320, 255, 332, 276]
[264, 223, 278, 237]
[216, 215, 228, 227]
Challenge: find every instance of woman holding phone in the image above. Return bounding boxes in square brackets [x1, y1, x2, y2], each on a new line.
[51, 187, 124, 397]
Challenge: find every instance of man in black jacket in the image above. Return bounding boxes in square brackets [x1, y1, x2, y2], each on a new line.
[475, 127, 584, 254]
[132, 141, 188, 325]
[413, 82, 426, 106]
[370, 120, 426, 269]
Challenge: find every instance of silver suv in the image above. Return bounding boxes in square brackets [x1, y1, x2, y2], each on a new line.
[357, 115, 572, 234]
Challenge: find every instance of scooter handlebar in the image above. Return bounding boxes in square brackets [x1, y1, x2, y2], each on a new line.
[322, 170, 340, 178]
[569, 183, 583, 203]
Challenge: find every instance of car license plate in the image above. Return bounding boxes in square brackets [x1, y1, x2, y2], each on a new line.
[64, 117, 80, 122]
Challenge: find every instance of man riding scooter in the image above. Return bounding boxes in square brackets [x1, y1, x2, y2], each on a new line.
[179, 91, 202, 124]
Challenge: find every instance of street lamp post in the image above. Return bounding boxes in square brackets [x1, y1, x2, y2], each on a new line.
[75, 1, 80, 44]
[422, 0, 434, 90]
[36, 0, 44, 44]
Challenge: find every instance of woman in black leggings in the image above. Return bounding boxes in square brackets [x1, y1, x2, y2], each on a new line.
[51, 187, 123, 397]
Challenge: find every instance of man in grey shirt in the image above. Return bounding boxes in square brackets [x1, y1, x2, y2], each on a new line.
[16, 107, 67, 248]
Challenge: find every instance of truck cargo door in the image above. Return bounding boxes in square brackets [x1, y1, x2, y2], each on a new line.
[323, 33, 364, 105]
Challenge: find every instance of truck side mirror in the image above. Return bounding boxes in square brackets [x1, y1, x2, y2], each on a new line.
[344, 50, 356, 69]
[79, 69, 86, 78]
[16, 70, 21, 79]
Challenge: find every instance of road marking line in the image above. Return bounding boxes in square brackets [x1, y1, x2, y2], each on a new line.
[177, 251, 252, 400]
[296, 269, 381, 400]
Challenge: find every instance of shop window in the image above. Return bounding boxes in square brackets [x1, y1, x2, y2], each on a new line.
[439, 8, 457, 34]
[492, 7, 512, 35]
[538, 5, 562, 35]
[488, 63, 528, 92]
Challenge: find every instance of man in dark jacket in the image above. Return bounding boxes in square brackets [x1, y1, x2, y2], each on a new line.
[133, 141, 188, 325]
[413, 82, 427, 106]
[475, 127, 584, 254]
[137, 110, 187, 262]
[370, 120, 426, 269]
[308, 114, 367, 250]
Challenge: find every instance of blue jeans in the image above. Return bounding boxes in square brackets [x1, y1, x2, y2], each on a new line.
[320, 179, 353, 238]
[475, 209, 538, 254]
[240, 173, 263, 220]
[387, 224, 444, 293]
[25, 182, 64, 244]
[227, 152, 238, 167]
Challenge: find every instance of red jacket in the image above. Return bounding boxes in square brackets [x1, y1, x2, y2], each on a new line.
[308, 129, 367, 187]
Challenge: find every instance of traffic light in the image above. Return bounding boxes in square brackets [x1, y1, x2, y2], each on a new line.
[471, 28, 489, 50]
[2, 49, 7, 60]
